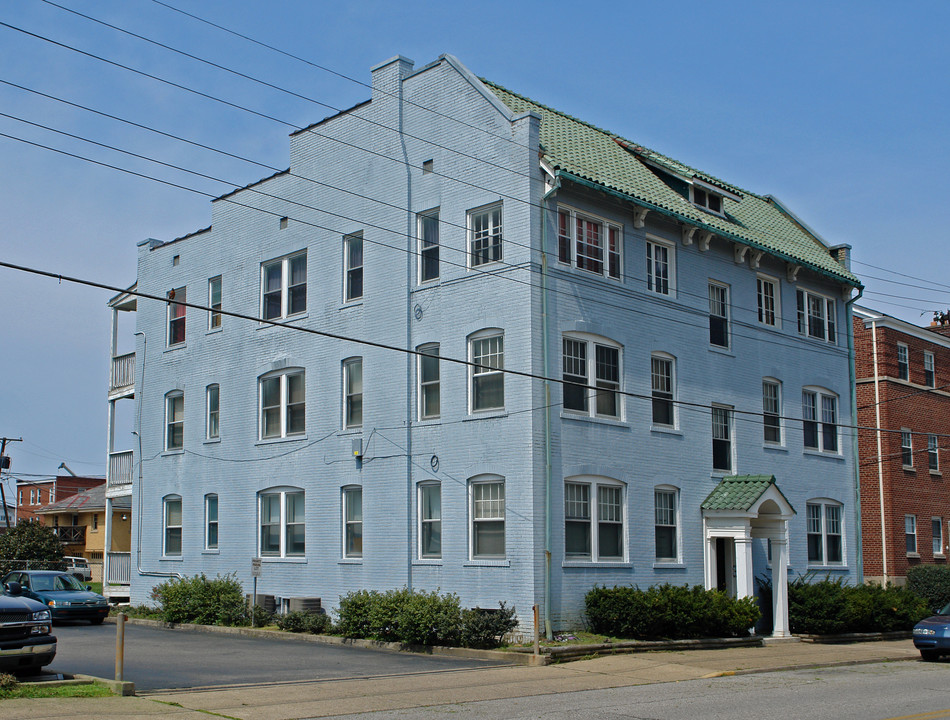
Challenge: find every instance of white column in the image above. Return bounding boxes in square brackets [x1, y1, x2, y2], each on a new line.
[704, 534, 716, 590]
[771, 533, 790, 637]
[735, 536, 754, 599]
[103, 497, 113, 586]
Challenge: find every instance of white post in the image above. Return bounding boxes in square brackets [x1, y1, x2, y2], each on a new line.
[103, 497, 113, 587]
[735, 536, 754, 599]
[704, 534, 716, 590]
[771, 534, 790, 637]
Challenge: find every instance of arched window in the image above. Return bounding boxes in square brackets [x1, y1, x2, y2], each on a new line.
[258, 369, 305, 440]
[164, 391, 184, 451]
[163, 495, 182, 557]
[654, 486, 680, 563]
[418, 481, 441, 559]
[470, 475, 505, 559]
[802, 387, 838, 453]
[468, 329, 504, 413]
[562, 333, 622, 419]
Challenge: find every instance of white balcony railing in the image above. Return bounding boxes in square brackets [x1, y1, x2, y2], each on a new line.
[110, 352, 135, 393]
[106, 552, 131, 585]
[108, 450, 133, 488]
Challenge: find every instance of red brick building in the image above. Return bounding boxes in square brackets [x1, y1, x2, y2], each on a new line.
[854, 306, 950, 584]
[15, 475, 104, 524]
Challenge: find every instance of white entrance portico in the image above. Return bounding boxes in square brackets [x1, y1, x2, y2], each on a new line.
[701, 475, 796, 637]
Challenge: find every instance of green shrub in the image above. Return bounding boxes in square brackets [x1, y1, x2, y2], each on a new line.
[275, 610, 330, 634]
[906, 565, 950, 614]
[0, 674, 19, 691]
[150, 574, 246, 626]
[787, 576, 929, 634]
[337, 589, 379, 638]
[249, 604, 273, 627]
[0, 520, 65, 577]
[585, 584, 760, 640]
[461, 603, 519, 648]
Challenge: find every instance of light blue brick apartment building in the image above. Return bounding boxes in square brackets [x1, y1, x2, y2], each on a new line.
[102, 54, 863, 636]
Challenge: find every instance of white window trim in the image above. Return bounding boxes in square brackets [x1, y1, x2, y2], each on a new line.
[906, 514, 918, 556]
[932, 517, 944, 557]
[690, 183, 726, 216]
[756, 273, 781, 328]
[897, 343, 910, 381]
[802, 387, 839, 454]
[763, 378, 783, 446]
[342, 485, 362, 559]
[654, 485, 680, 563]
[901, 428, 914, 468]
[205, 494, 218, 551]
[417, 210, 440, 284]
[260, 251, 307, 321]
[469, 476, 506, 560]
[258, 369, 306, 440]
[645, 235, 676, 297]
[166, 287, 186, 347]
[564, 477, 627, 563]
[929, 434, 940, 473]
[343, 357, 363, 429]
[924, 351, 936, 387]
[796, 288, 837, 344]
[163, 495, 182, 557]
[208, 276, 222, 331]
[164, 391, 184, 452]
[344, 232, 363, 302]
[469, 329, 505, 414]
[711, 403, 734, 473]
[417, 481, 441, 559]
[468, 202, 503, 268]
[556, 205, 623, 280]
[806, 499, 844, 567]
[417, 343, 440, 420]
[561, 333, 623, 420]
[708, 280, 730, 349]
[651, 352, 676, 429]
[258, 487, 305, 558]
[206, 384, 219, 441]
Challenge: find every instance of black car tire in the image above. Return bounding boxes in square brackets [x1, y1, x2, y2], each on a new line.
[90, 617, 105, 625]
[920, 649, 940, 662]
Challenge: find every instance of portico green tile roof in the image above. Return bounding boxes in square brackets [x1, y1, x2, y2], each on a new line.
[701, 475, 792, 512]
[484, 81, 861, 287]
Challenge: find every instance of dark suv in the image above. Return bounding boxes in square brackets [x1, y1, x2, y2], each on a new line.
[0, 581, 57, 674]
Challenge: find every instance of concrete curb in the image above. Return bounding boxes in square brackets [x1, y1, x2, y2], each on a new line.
[107, 616, 544, 665]
[701, 653, 919, 678]
[21, 672, 135, 696]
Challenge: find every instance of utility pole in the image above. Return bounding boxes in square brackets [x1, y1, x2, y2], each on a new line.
[0, 437, 23, 529]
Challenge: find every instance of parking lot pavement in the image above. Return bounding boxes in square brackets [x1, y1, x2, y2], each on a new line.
[47, 621, 507, 691]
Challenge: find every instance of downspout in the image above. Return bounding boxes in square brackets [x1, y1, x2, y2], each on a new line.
[399, 71, 414, 593]
[540, 175, 560, 640]
[870, 319, 888, 583]
[133, 330, 181, 580]
[846, 287, 864, 583]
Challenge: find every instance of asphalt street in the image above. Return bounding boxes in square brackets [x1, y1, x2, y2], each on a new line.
[46, 621, 506, 691]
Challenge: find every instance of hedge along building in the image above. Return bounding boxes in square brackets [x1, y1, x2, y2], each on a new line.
[108, 54, 863, 635]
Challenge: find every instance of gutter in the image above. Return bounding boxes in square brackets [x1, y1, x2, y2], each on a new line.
[870, 319, 888, 583]
[846, 287, 864, 583]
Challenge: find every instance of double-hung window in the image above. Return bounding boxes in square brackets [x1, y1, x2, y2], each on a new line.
[757, 275, 780, 327]
[562, 335, 621, 419]
[796, 289, 836, 344]
[654, 488, 679, 562]
[469, 204, 502, 267]
[418, 211, 439, 282]
[205, 494, 218, 550]
[556, 207, 621, 279]
[802, 389, 838, 453]
[418, 344, 440, 419]
[711, 405, 733, 472]
[344, 232, 363, 302]
[165, 391, 184, 451]
[343, 486, 362, 558]
[470, 331, 504, 412]
[763, 379, 782, 445]
[925, 351, 936, 387]
[260, 489, 305, 558]
[208, 276, 222, 330]
[906, 514, 918, 554]
[933, 518, 944, 557]
[206, 384, 219, 440]
[262, 252, 307, 320]
[929, 434, 940, 472]
[708, 282, 729, 348]
[564, 479, 624, 562]
[901, 430, 914, 467]
[897, 343, 909, 381]
[471, 478, 505, 559]
[419, 482, 441, 558]
[651, 354, 675, 427]
[807, 501, 843, 565]
[259, 370, 305, 439]
[167, 287, 186, 346]
[646, 238, 674, 295]
[163, 496, 182, 556]
[343, 358, 363, 429]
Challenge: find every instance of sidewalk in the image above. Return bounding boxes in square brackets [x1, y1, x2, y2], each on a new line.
[0, 638, 922, 720]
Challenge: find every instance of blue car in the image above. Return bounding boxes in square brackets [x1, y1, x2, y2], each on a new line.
[913, 601, 950, 661]
[2, 571, 109, 624]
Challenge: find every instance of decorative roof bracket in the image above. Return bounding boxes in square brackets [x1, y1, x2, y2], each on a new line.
[787, 263, 801, 283]
[633, 207, 649, 229]
[751, 250, 764, 269]
[681, 226, 697, 246]
[734, 244, 750, 265]
[699, 231, 713, 252]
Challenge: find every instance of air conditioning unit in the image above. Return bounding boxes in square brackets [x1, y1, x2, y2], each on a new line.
[288, 597, 322, 613]
[246, 594, 276, 613]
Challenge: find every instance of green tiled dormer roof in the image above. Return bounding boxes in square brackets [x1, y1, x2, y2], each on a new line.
[483, 81, 860, 287]
[701, 475, 792, 512]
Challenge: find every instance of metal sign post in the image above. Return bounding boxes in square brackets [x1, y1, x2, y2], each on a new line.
[250, 558, 261, 627]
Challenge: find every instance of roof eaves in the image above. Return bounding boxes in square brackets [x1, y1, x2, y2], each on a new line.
[290, 99, 372, 137]
[214, 169, 290, 203]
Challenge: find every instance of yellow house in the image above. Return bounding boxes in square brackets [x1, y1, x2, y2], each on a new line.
[37, 484, 131, 584]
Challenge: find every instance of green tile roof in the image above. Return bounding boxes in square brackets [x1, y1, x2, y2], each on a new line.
[701, 475, 792, 512]
[483, 81, 860, 287]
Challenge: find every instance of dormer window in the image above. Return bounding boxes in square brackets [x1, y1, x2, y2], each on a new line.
[691, 185, 723, 215]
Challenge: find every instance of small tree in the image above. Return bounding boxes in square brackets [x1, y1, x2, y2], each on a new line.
[0, 520, 65, 577]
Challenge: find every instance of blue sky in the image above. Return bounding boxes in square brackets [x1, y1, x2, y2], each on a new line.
[1, 0, 948, 483]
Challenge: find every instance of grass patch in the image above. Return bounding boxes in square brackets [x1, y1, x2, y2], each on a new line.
[89, 582, 103, 595]
[515, 631, 619, 648]
[0, 683, 114, 699]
